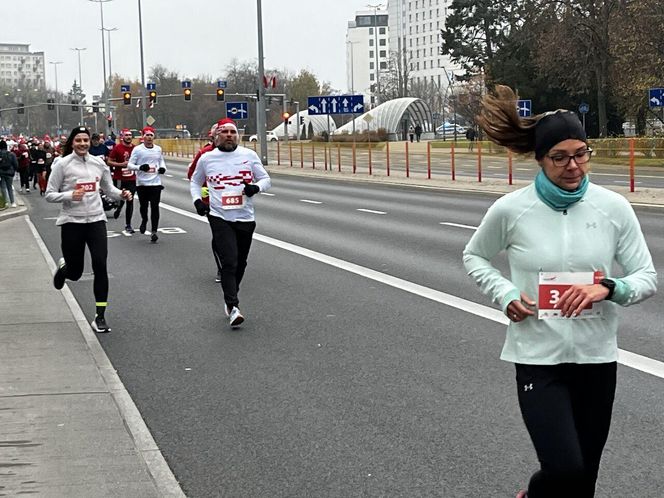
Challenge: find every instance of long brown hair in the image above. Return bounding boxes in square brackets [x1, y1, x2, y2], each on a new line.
[476, 85, 543, 155]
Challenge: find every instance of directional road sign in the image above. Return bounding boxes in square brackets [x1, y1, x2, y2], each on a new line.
[307, 95, 364, 115]
[649, 88, 664, 108]
[517, 99, 532, 117]
[120, 84, 130, 92]
[218, 80, 227, 89]
[181, 81, 192, 89]
[578, 102, 590, 114]
[226, 102, 248, 120]
[146, 83, 156, 91]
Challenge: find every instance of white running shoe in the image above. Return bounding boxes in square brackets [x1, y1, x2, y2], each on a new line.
[229, 306, 244, 327]
[10, 202, 17, 208]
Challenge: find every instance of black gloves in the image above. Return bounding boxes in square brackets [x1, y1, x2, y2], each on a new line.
[139, 164, 150, 172]
[244, 184, 260, 197]
[194, 199, 209, 216]
[158, 167, 166, 174]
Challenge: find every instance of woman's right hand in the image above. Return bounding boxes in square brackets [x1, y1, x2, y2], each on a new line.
[71, 188, 85, 201]
[507, 293, 536, 322]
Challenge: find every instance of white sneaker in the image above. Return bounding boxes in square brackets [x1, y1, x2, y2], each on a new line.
[229, 306, 244, 327]
[10, 202, 17, 208]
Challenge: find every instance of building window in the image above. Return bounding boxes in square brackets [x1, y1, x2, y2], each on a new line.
[370, 62, 374, 69]
[379, 27, 386, 34]
[370, 73, 375, 81]
[369, 50, 374, 58]
[369, 27, 374, 35]
[379, 39, 386, 46]
[369, 38, 374, 46]
[424, 61, 427, 69]
[380, 62, 387, 69]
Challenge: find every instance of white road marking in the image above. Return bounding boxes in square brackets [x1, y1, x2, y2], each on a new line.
[357, 208, 386, 215]
[300, 199, 322, 204]
[261, 192, 275, 196]
[440, 222, 477, 230]
[613, 180, 642, 185]
[160, 202, 664, 380]
[182, 178, 189, 181]
[165, 174, 174, 178]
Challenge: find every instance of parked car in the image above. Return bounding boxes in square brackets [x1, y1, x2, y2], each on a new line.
[249, 131, 279, 142]
[435, 123, 467, 138]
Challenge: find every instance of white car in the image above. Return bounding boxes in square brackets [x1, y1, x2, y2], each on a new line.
[435, 123, 467, 138]
[249, 131, 278, 142]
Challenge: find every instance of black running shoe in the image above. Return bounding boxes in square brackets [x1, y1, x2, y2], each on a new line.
[113, 202, 124, 219]
[139, 221, 147, 234]
[91, 316, 111, 333]
[53, 258, 66, 290]
[150, 233, 158, 243]
[215, 270, 222, 283]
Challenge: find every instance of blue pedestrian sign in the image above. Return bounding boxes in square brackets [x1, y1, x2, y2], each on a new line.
[218, 80, 227, 89]
[307, 95, 364, 115]
[146, 83, 156, 91]
[649, 88, 664, 108]
[226, 102, 248, 120]
[517, 99, 532, 117]
[578, 102, 590, 114]
[120, 84, 130, 92]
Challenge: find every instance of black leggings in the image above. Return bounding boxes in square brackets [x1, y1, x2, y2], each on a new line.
[18, 167, 29, 189]
[120, 180, 137, 226]
[136, 185, 162, 232]
[208, 216, 256, 308]
[60, 221, 109, 303]
[516, 362, 617, 498]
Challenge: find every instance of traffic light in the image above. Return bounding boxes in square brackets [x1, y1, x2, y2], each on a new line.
[299, 116, 304, 125]
[216, 88, 225, 101]
[71, 100, 79, 111]
[17, 103, 24, 115]
[47, 98, 55, 110]
[123, 92, 132, 105]
[92, 102, 99, 113]
[184, 88, 192, 101]
[282, 112, 290, 123]
[149, 90, 157, 105]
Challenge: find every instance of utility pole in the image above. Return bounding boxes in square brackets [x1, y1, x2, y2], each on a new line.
[90, 0, 112, 134]
[367, 3, 384, 106]
[49, 61, 63, 133]
[70, 47, 86, 125]
[256, 0, 267, 164]
[137, 0, 147, 126]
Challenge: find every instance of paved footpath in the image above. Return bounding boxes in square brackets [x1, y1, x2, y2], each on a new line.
[0, 208, 184, 497]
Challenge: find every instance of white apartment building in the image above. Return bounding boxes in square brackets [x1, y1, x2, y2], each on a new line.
[0, 43, 46, 89]
[345, 9, 389, 107]
[387, 0, 457, 94]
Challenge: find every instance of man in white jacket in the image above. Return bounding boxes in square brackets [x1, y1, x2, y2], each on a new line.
[127, 126, 166, 243]
[190, 118, 271, 327]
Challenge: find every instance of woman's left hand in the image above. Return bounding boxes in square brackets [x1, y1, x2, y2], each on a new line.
[121, 189, 133, 201]
[556, 284, 610, 317]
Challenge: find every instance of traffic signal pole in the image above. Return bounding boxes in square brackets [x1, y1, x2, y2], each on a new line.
[256, 0, 268, 165]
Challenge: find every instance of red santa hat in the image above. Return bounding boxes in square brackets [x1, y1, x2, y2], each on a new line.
[120, 128, 132, 135]
[141, 126, 155, 135]
[215, 118, 237, 133]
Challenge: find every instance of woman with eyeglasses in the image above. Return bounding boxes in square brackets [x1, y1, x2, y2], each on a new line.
[462, 86, 656, 498]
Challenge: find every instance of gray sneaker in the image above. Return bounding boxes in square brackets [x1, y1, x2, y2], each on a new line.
[229, 306, 244, 327]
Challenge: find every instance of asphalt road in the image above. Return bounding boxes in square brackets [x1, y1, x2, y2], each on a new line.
[26, 162, 664, 497]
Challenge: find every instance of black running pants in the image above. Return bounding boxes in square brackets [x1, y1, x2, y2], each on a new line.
[60, 221, 109, 303]
[121, 180, 137, 226]
[515, 362, 617, 498]
[136, 185, 162, 232]
[208, 216, 256, 308]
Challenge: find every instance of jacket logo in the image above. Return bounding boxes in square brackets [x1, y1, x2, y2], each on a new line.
[524, 383, 533, 392]
[586, 222, 597, 229]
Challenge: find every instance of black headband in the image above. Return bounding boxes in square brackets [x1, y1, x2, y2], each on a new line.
[534, 111, 586, 159]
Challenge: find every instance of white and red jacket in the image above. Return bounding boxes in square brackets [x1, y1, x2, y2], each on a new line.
[190, 146, 271, 222]
[127, 143, 166, 186]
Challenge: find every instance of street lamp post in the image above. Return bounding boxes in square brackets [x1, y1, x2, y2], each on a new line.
[347, 40, 358, 134]
[49, 61, 63, 133]
[89, 0, 113, 134]
[137, 0, 147, 126]
[102, 27, 118, 132]
[256, 0, 268, 165]
[367, 3, 384, 107]
[70, 47, 86, 125]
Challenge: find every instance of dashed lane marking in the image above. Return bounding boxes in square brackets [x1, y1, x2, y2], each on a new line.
[160, 202, 664, 380]
[440, 222, 477, 230]
[300, 199, 322, 204]
[357, 208, 387, 215]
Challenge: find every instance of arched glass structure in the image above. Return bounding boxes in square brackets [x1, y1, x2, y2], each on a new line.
[271, 112, 337, 139]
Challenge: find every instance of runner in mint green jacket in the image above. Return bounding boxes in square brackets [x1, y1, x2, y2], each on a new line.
[463, 86, 656, 498]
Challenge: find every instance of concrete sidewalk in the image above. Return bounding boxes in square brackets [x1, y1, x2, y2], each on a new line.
[0, 214, 185, 497]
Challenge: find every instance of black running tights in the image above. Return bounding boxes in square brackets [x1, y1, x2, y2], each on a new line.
[60, 221, 109, 303]
[515, 362, 617, 498]
[208, 216, 255, 308]
[136, 185, 162, 232]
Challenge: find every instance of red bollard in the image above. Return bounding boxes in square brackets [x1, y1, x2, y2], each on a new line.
[451, 143, 456, 181]
[427, 142, 431, 180]
[629, 138, 635, 192]
[368, 142, 373, 175]
[405, 141, 410, 178]
[337, 143, 341, 172]
[508, 149, 513, 185]
[300, 142, 304, 168]
[277, 140, 280, 166]
[289, 142, 293, 167]
[352, 142, 357, 174]
[477, 141, 482, 182]
[312, 143, 316, 169]
[386, 141, 390, 176]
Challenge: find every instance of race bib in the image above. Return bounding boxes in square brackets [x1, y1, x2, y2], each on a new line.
[75, 179, 97, 193]
[122, 168, 134, 177]
[147, 165, 157, 173]
[538, 271, 603, 319]
[221, 192, 244, 210]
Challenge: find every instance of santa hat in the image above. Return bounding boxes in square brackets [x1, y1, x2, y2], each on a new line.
[141, 126, 155, 135]
[215, 118, 237, 133]
[120, 128, 132, 135]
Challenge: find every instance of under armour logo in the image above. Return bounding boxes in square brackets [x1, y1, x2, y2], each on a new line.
[524, 383, 533, 392]
[586, 222, 597, 229]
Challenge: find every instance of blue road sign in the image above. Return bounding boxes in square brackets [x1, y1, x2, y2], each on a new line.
[226, 102, 248, 120]
[120, 84, 130, 92]
[307, 95, 364, 115]
[517, 99, 532, 117]
[218, 80, 227, 89]
[146, 83, 156, 90]
[579, 102, 590, 114]
[649, 88, 664, 108]
[181, 81, 192, 89]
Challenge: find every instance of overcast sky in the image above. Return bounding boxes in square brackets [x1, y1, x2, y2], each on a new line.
[4, 0, 373, 99]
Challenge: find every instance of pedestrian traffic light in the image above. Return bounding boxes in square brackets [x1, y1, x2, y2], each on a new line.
[123, 92, 131, 105]
[92, 102, 99, 113]
[216, 88, 225, 101]
[71, 100, 79, 111]
[282, 112, 290, 123]
[299, 116, 304, 125]
[149, 90, 157, 105]
[17, 103, 24, 115]
[47, 99, 55, 110]
[184, 88, 192, 101]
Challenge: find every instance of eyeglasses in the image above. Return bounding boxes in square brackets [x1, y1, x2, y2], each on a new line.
[546, 148, 593, 168]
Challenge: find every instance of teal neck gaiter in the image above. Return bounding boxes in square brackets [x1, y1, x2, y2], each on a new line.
[535, 169, 589, 211]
